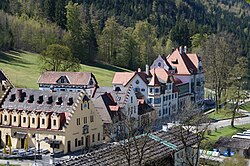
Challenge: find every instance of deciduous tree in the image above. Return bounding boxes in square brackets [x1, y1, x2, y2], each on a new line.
[202, 32, 240, 113]
[40, 44, 80, 72]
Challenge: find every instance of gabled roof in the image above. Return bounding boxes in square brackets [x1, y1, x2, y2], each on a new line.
[92, 96, 112, 124]
[2, 88, 80, 113]
[148, 70, 161, 86]
[150, 68, 171, 83]
[187, 53, 199, 69]
[112, 72, 135, 86]
[112, 72, 149, 86]
[37, 71, 97, 86]
[167, 49, 197, 75]
[215, 137, 250, 150]
[0, 70, 14, 87]
[159, 55, 173, 70]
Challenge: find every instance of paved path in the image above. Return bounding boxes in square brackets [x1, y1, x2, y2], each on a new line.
[208, 112, 250, 130]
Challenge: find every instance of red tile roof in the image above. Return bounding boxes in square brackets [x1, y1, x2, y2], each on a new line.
[37, 71, 96, 86]
[112, 72, 135, 86]
[150, 68, 171, 83]
[187, 53, 199, 69]
[148, 70, 161, 86]
[167, 49, 197, 75]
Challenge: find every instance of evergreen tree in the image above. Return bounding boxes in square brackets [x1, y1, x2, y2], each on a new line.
[43, 0, 55, 21]
[55, 0, 66, 29]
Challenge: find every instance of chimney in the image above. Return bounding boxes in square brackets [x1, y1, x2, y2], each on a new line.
[37, 95, 43, 104]
[184, 46, 187, 54]
[137, 68, 141, 72]
[16, 89, 23, 102]
[179, 46, 182, 54]
[47, 96, 53, 104]
[146, 64, 149, 75]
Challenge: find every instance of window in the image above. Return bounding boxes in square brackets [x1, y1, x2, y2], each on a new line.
[159, 109, 161, 116]
[92, 134, 95, 142]
[53, 119, 57, 126]
[98, 133, 100, 141]
[169, 95, 171, 100]
[32, 118, 35, 124]
[147, 98, 153, 103]
[135, 87, 140, 92]
[75, 138, 78, 147]
[90, 116, 94, 123]
[84, 117, 87, 124]
[4, 115, 7, 121]
[78, 140, 81, 146]
[150, 88, 153, 93]
[158, 62, 161, 67]
[81, 137, 84, 145]
[134, 106, 136, 113]
[13, 116, 16, 122]
[23, 117, 26, 123]
[154, 98, 161, 104]
[77, 118, 80, 125]
[135, 80, 140, 84]
[42, 118, 45, 125]
[128, 107, 130, 114]
[141, 88, 145, 92]
[166, 95, 168, 101]
[131, 107, 133, 114]
[175, 93, 177, 98]
[131, 97, 133, 103]
[155, 88, 159, 93]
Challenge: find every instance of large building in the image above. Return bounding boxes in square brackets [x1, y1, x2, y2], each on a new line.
[151, 47, 204, 105]
[112, 68, 179, 119]
[0, 88, 103, 154]
[37, 71, 98, 96]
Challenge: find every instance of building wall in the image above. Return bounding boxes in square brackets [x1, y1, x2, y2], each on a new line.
[64, 93, 103, 154]
[123, 88, 138, 119]
[150, 56, 170, 71]
[125, 75, 149, 101]
[0, 93, 104, 154]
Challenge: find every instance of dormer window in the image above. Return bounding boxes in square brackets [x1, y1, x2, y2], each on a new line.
[9, 94, 16, 102]
[57, 76, 69, 84]
[56, 97, 63, 105]
[37, 96, 43, 104]
[172, 59, 178, 64]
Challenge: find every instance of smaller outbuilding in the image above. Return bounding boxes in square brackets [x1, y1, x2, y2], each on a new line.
[215, 137, 250, 158]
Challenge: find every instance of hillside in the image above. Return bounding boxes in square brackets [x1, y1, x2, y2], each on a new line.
[0, 51, 130, 89]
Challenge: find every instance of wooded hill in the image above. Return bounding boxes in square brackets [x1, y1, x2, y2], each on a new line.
[0, 0, 249, 70]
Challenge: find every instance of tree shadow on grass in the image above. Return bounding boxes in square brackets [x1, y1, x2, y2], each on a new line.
[0, 50, 32, 68]
[87, 61, 130, 72]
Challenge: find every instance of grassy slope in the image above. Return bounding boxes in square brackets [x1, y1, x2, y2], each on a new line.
[208, 108, 242, 120]
[0, 50, 130, 89]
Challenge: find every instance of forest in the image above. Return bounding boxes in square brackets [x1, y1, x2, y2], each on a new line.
[0, 0, 250, 70]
